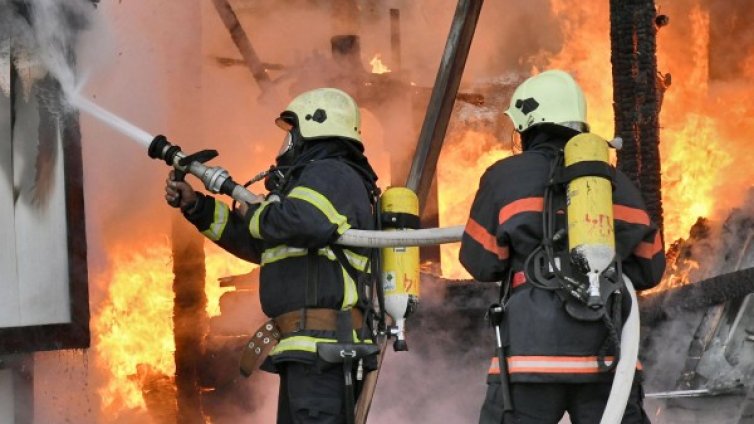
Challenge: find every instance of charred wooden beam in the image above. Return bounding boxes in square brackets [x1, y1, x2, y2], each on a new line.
[390, 9, 402, 72]
[211, 0, 273, 92]
[640, 267, 754, 326]
[331, 34, 366, 73]
[610, 0, 664, 233]
[171, 216, 207, 424]
[406, 0, 484, 208]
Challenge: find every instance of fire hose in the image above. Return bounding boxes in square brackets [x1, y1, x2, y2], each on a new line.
[148, 135, 465, 247]
[600, 276, 639, 424]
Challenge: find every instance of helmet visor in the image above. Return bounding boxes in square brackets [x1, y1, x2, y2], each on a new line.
[277, 132, 294, 159]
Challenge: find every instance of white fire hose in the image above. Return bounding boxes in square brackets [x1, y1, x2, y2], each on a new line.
[600, 276, 640, 424]
[336, 226, 464, 247]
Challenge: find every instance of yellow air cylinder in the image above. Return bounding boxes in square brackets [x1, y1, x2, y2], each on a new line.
[380, 186, 420, 351]
[564, 133, 615, 307]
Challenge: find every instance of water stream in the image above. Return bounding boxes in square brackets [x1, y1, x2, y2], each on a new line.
[68, 92, 154, 149]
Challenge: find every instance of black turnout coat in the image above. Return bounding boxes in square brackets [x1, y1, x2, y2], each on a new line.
[460, 133, 665, 383]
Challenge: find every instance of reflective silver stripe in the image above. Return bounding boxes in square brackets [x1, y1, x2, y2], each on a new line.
[248, 201, 272, 239]
[201, 201, 230, 241]
[288, 186, 351, 234]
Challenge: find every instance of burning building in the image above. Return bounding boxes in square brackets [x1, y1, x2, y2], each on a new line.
[1, 0, 754, 423]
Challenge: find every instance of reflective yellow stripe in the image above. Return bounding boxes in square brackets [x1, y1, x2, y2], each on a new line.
[343, 249, 369, 272]
[201, 201, 229, 241]
[322, 247, 370, 273]
[288, 186, 351, 234]
[270, 336, 337, 355]
[261, 245, 308, 265]
[269, 332, 373, 356]
[260, 245, 367, 310]
[261, 246, 370, 271]
[248, 201, 272, 239]
[341, 267, 358, 310]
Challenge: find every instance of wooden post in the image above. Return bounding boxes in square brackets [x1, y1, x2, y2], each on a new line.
[171, 217, 207, 424]
[610, 0, 664, 233]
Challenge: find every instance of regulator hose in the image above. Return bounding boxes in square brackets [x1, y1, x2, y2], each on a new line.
[600, 276, 639, 424]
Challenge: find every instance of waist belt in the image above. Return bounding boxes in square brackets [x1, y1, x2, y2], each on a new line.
[275, 308, 363, 335]
[512, 271, 527, 289]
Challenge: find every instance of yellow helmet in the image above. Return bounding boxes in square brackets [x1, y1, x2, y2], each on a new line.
[278, 88, 362, 144]
[505, 70, 588, 133]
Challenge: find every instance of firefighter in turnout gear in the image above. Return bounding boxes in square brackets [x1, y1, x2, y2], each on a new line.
[460, 70, 666, 424]
[165, 88, 380, 424]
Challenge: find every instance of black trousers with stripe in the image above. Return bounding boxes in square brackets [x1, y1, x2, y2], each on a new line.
[479, 380, 651, 424]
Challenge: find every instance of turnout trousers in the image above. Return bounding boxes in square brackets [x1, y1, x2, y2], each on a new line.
[479, 381, 651, 424]
[277, 362, 350, 424]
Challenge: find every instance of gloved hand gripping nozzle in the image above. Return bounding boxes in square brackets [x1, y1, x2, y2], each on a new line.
[148, 135, 264, 205]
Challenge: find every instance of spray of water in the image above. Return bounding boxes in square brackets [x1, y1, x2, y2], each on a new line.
[68, 93, 154, 148]
[20, 0, 154, 149]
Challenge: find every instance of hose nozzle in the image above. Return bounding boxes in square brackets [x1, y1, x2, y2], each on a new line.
[147, 135, 263, 205]
[148, 135, 182, 165]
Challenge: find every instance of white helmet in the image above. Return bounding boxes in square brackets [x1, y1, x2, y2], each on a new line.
[505, 70, 588, 133]
[278, 87, 362, 145]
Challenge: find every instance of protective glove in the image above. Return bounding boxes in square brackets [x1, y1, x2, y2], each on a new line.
[164, 170, 198, 211]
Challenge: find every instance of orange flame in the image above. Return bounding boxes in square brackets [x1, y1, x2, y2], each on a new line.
[369, 54, 391, 74]
[93, 242, 253, 419]
[439, 130, 512, 279]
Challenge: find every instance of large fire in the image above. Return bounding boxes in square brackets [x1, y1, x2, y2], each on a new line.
[88, 1, 754, 420]
[93, 242, 253, 420]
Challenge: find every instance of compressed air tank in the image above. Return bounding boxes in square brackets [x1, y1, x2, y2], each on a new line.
[564, 133, 615, 307]
[380, 187, 420, 351]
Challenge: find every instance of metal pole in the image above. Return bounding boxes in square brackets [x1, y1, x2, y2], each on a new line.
[405, 0, 484, 209]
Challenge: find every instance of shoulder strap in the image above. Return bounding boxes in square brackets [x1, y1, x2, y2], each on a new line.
[331, 245, 371, 308]
[306, 248, 319, 308]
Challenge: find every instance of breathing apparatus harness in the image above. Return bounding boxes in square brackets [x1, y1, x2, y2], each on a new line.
[521, 138, 624, 372]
